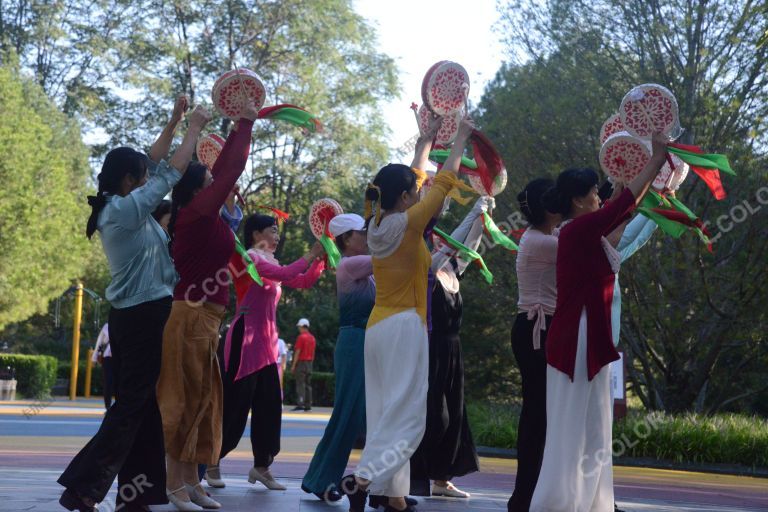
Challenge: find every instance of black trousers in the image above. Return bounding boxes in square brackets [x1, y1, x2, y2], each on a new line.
[219, 316, 282, 467]
[102, 357, 114, 410]
[508, 312, 551, 512]
[58, 297, 171, 506]
[411, 332, 479, 492]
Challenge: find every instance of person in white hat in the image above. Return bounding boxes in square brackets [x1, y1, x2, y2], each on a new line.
[301, 212, 376, 504]
[291, 318, 316, 411]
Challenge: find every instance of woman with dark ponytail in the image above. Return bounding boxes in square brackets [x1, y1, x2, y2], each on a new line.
[58, 96, 212, 512]
[155, 101, 260, 511]
[529, 134, 668, 512]
[340, 117, 472, 512]
[506, 178, 560, 512]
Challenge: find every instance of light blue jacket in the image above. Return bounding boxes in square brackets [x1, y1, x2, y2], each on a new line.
[98, 160, 181, 308]
[220, 203, 243, 232]
[611, 215, 657, 346]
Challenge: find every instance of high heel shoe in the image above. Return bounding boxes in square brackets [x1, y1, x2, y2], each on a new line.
[369, 494, 419, 508]
[166, 486, 203, 511]
[340, 474, 368, 512]
[247, 467, 286, 490]
[59, 489, 96, 512]
[204, 465, 225, 488]
[185, 484, 221, 509]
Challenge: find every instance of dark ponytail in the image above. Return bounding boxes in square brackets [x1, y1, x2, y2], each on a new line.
[542, 167, 599, 217]
[86, 147, 149, 239]
[168, 162, 208, 243]
[364, 163, 416, 226]
[517, 178, 555, 227]
[243, 214, 277, 249]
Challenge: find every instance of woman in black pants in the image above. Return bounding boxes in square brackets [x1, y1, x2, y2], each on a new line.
[57, 97, 211, 512]
[508, 178, 560, 512]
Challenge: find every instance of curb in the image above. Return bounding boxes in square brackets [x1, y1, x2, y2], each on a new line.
[476, 446, 768, 479]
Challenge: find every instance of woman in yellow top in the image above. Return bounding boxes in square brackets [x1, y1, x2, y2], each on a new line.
[340, 117, 474, 512]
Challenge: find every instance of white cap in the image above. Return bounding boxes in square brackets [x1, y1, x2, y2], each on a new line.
[297, 318, 310, 327]
[328, 213, 365, 238]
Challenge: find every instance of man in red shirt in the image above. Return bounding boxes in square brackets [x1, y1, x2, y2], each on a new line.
[291, 318, 316, 411]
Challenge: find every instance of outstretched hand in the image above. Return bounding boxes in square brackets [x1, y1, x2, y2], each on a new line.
[188, 105, 212, 130]
[241, 100, 260, 122]
[309, 241, 325, 260]
[456, 117, 476, 143]
[171, 94, 189, 123]
[650, 132, 669, 162]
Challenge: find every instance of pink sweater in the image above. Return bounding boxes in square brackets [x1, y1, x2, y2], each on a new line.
[224, 249, 324, 380]
[516, 228, 558, 349]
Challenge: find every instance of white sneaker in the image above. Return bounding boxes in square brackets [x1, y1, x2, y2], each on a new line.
[247, 467, 287, 490]
[204, 465, 225, 488]
[431, 482, 470, 498]
[185, 484, 221, 509]
[166, 487, 204, 511]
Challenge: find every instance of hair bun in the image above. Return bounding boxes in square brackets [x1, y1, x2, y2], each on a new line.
[365, 183, 380, 201]
[87, 195, 107, 208]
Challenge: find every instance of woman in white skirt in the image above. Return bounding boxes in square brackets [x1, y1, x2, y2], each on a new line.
[529, 133, 667, 512]
[340, 117, 473, 512]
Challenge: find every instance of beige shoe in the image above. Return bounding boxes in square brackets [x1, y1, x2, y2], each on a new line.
[204, 465, 225, 488]
[166, 487, 204, 511]
[185, 484, 221, 509]
[431, 482, 470, 498]
[247, 467, 287, 490]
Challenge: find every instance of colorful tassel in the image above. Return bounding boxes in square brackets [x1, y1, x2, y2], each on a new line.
[666, 143, 735, 200]
[233, 233, 263, 286]
[257, 104, 322, 133]
[319, 233, 341, 269]
[483, 212, 519, 252]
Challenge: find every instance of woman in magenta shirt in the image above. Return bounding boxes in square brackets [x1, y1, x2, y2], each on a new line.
[530, 134, 667, 512]
[207, 213, 324, 492]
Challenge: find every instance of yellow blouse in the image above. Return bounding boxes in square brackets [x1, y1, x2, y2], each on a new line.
[367, 170, 460, 328]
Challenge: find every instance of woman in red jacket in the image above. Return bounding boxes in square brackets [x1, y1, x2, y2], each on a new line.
[529, 133, 667, 512]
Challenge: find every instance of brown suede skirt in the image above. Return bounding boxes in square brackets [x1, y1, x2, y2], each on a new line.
[157, 300, 225, 465]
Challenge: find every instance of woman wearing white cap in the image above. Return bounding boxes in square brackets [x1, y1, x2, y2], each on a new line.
[301, 213, 373, 503]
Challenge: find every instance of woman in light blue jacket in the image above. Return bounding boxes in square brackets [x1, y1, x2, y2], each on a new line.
[58, 98, 211, 512]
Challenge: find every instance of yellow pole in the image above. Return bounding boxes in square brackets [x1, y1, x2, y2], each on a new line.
[84, 349, 93, 398]
[69, 283, 84, 400]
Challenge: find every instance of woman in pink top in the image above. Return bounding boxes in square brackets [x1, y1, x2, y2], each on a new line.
[208, 213, 325, 491]
[156, 101, 259, 511]
[508, 178, 561, 512]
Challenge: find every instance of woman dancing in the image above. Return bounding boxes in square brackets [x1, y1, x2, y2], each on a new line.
[155, 101, 259, 511]
[341, 117, 473, 512]
[207, 214, 325, 491]
[506, 178, 560, 512]
[58, 97, 210, 512]
[300, 213, 372, 502]
[529, 134, 667, 511]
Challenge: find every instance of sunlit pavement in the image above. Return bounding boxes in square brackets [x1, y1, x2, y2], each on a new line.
[0, 399, 766, 511]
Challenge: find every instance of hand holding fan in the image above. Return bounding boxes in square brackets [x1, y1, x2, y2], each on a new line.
[309, 198, 343, 268]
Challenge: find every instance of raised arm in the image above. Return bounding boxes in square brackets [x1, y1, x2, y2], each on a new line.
[627, 133, 668, 204]
[168, 106, 212, 174]
[406, 118, 473, 231]
[252, 242, 324, 283]
[410, 114, 442, 178]
[431, 195, 492, 273]
[283, 257, 326, 289]
[617, 214, 657, 262]
[338, 254, 373, 281]
[148, 94, 188, 163]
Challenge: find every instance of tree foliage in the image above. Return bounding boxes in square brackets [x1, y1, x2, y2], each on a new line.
[473, 0, 768, 414]
[0, 58, 91, 330]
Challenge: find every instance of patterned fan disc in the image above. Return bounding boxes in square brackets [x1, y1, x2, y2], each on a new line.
[599, 131, 651, 183]
[600, 113, 624, 144]
[467, 168, 508, 197]
[212, 68, 267, 120]
[196, 133, 226, 170]
[422, 61, 469, 116]
[620, 83, 679, 139]
[309, 198, 343, 239]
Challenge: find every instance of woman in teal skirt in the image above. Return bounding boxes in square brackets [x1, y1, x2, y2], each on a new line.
[301, 213, 373, 502]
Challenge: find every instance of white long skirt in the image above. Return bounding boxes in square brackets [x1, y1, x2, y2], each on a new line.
[355, 309, 429, 497]
[530, 309, 614, 512]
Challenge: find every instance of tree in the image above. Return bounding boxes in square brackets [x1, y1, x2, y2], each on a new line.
[0, 58, 91, 330]
[478, 0, 768, 413]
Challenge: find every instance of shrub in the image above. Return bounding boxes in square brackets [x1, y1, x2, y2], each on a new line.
[282, 371, 335, 407]
[57, 360, 103, 396]
[0, 353, 58, 398]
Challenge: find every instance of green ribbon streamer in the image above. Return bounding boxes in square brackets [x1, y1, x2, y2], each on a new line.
[638, 191, 708, 243]
[319, 234, 341, 268]
[666, 147, 735, 176]
[428, 150, 478, 170]
[233, 233, 263, 286]
[482, 212, 519, 252]
[432, 226, 493, 284]
[265, 108, 320, 132]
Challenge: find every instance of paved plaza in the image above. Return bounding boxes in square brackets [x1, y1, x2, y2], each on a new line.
[0, 399, 765, 511]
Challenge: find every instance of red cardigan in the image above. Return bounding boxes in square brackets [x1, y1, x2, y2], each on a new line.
[546, 188, 636, 381]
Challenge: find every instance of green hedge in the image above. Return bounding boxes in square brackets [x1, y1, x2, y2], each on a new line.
[282, 371, 335, 407]
[0, 354, 58, 398]
[57, 360, 103, 396]
[467, 402, 768, 468]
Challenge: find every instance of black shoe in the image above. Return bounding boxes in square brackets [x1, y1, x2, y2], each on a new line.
[614, 504, 626, 512]
[291, 406, 305, 411]
[340, 474, 368, 512]
[59, 489, 96, 512]
[383, 505, 417, 512]
[369, 495, 418, 509]
[304, 406, 312, 411]
[301, 484, 342, 502]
